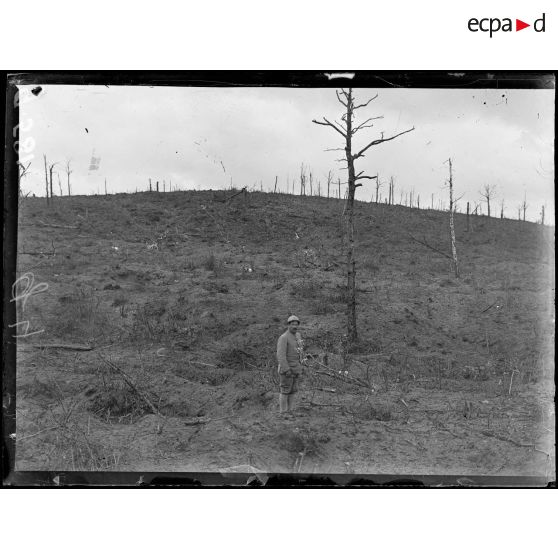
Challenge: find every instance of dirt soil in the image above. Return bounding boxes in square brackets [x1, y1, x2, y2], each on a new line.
[12, 190, 555, 479]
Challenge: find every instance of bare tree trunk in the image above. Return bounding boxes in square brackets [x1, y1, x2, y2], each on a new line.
[274, 175, 278, 194]
[522, 193, 528, 221]
[65, 160, 73, 196]
[344, 92, 357, 343]
[338, 178, 341, 200]
[541, 205, 545, 225]
[313, 88, 413, 345]
[448, 158, 459, 278]
[104, 178, 107, 196]
[466, 201, 470, 232]
[156, 181, 159, 192]
[375, 176, 380, 203]
[149, 179, 152, 192]
[49, 165, 55, 200]
[43, 155, 50, 205]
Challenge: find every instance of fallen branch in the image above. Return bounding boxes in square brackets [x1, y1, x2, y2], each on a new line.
[476, 428, 534, 448]
[183, 414, 236, 426]
[37, 220, 79, 229]
[408, 233, 452, 260]
[223, 187, 247, 203]
[32, 343, 94, 351]
[309, 402, 343, 408]
[306, 355, 370, 389]
[17, 425, 59, 442]
[99, 355, 162, 417]
[20, 250, 55, 257]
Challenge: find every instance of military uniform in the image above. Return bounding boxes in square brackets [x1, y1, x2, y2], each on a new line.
[276, 330, 303, 394]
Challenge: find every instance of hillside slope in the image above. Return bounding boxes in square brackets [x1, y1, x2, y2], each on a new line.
[13, 190, 555, 478]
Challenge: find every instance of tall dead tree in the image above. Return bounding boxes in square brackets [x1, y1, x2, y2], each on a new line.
[541, 205, 545, 225]
[48, 162, 58, 201]
[447, 158, 459, 278]
[300, 164, 306, 196]
[313, 88, 414, 342]
[326, 170, 333, 198]
[375, 176, 381, 203]
[65, 159, 73, 196]
[57, 172, 63, 196]
[18, 161, 31, 197]
[500, 198, 505, 219]
[43, 155, 50, 204]
[480, 184, 497, 218]
[522, 192, 528, 221]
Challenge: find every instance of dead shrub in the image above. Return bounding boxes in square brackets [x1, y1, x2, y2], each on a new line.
[290, 276, 322, 298]
[49, 287, 111, 341]
[351, 400, 395, 421]
[311, 298, 336, 315]
[218, 345, 253, 370]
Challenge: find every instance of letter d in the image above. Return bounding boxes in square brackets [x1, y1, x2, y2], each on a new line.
[534, 13, 545, 32]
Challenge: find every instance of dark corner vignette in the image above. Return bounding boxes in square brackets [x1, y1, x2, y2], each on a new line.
[2, 71, 556, 488]
[3, 76, 19, 484]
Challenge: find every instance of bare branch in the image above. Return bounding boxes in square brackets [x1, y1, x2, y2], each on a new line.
[335, 90, 348, 107]
[352, 116, 384, 135]
[408, 234, 452, 260]
[354, 127, 415, 159]
[312, 118, 347, 139]
[355, 174, 377, 181]
[339, 88, 350, 100]
[334, 119, 347, 132]
[324, 147, 345, 152]
[353, 94, 378, 110]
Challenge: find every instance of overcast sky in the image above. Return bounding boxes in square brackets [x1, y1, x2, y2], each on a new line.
[18, 84, 554, 222]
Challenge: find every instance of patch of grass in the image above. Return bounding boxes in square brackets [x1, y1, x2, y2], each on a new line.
[218, 345, 253, 370]
[290, 276, 322, 298]
[49, 287, 111, 341]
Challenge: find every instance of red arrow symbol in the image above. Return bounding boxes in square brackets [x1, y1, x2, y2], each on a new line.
[516, 19, 530, 31]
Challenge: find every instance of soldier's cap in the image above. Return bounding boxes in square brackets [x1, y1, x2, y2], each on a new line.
[287, 315, 300, 324]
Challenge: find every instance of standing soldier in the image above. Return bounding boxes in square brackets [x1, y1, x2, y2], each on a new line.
[276, 315, 304, 414]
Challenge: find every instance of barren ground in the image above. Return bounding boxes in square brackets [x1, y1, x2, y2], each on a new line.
[13, 190, 555, 479]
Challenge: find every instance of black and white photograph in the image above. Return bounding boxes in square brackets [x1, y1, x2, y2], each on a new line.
[4, 72, 555, 485]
